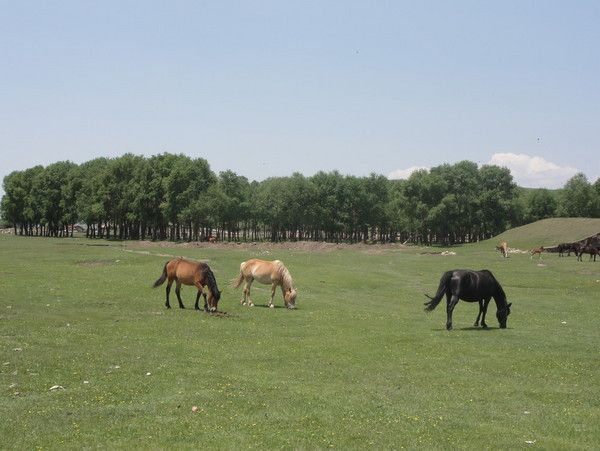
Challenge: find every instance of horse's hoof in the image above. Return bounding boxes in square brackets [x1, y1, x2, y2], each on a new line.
[269, 304, 274, 309]
[241, 301, 246, 306]
[482, 324, 488, 329]
[446, 325, 453, 330]
[249, 303, 254, 307]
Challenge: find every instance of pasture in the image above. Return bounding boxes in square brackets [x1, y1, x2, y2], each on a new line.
[1, 234, 599, 449]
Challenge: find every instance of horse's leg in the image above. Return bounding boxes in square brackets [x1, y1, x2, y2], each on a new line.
[244, 280, 254, 307]
[194, 289, 202, 311]
[175, 281, 185, 309]
[165, 280, 173, 309]
[268, 283, 276, 308]
[446, 293, 459, 330]
[474, 300, 483, 326]
[193, 280, 207, 311]
[240, 278, 246, 305]
[481, 298, 491, 328]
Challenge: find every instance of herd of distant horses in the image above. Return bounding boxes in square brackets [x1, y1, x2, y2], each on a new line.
[151, 236, 599, 331]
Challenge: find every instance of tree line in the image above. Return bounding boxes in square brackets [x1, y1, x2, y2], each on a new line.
[2, 153, 599, 244]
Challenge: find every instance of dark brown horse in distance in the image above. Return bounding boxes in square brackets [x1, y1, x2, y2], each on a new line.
[153, 258, 221, 312]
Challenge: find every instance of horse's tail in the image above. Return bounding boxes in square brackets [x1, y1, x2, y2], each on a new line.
[424, 271, 452, 312]
[203, 266, 221, 301]
[232, 270, 244, 289]
[153, 261, 169, 288]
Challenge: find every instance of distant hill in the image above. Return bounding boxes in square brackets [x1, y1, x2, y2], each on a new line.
[489, 218, 600, 249]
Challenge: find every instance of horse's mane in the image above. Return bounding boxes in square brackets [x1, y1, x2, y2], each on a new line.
[202, 264, 221, 301]
[275, 260, 294, 290]
[480, 269, 506, 301]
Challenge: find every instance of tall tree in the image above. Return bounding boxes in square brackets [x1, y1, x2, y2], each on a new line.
[559, 173, 593, 217]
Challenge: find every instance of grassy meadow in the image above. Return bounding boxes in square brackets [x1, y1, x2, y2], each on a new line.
[1, 230, 599, 449]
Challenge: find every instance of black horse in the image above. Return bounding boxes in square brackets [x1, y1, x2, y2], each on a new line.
[424, 269, 512, 330]
[557, 242, 580, 257]
[577, 244, 599, 262]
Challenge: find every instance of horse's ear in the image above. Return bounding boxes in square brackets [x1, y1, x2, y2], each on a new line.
[507, 302, 512, 308]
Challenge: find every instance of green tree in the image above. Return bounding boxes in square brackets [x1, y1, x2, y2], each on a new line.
[526, 189, 558, 222]
[558, 173, 593, 217]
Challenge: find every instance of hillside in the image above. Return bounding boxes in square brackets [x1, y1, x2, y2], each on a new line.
[489, 218, 600, 249]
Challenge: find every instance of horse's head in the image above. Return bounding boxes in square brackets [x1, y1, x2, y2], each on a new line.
[284, 288, 297, 309]
[496, 302, 512, 328]
[207, 288, 221, 312]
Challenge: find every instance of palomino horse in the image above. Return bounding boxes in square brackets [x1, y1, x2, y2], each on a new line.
[530, 246, 544, 260]
[496, 241, 508, 258]
[424, 269, 512, 330]
[153, 258, 221, 311]
[233, 259, 297, 309]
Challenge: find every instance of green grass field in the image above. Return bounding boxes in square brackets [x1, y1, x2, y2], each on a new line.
[1, 228, 599, 449]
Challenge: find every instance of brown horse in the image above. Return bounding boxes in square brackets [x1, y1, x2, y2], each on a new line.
[530, 246, 544, 260]
[496, 241, 508, 258]
[153, 258, 221, 311]
[233, 259, 297, 309]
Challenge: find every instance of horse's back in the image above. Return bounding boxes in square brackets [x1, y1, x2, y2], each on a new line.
[168, 258, 204, 284]
[241, 258, 280, 283]
[449, 269, 498, 301]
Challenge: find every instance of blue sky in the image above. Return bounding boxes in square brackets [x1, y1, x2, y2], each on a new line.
[1, 1, 599, 196]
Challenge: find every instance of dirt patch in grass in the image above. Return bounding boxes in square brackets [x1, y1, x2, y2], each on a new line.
[207, 310, 230, 318]
[129, 240, 408, 253]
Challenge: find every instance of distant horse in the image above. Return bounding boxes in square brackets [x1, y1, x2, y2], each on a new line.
[530, 246, 544, 260]
[424, 269, 512, 330]
[577, 244, 599, 262]
[557, 243, 580, 257]
[496, 241, 508, 258]
[557, 243, 569, 257]
[233, 259, 297, 309]
[153, 258, 221, 311]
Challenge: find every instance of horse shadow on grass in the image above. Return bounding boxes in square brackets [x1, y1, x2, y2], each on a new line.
[431, 326, 509, 332]
[253, 304, 298, 310]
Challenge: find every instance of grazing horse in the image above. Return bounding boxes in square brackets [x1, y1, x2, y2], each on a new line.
[530, 245, 544, 260]
[233, 259, 297, 309]
[577, 244, 599, 262]
[496, 241, 508, 258]
[424, 269, 512, 330]
[558, 242, 580, 257]
[153, 258, 221, 311]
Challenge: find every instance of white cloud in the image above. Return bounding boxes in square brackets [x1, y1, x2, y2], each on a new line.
[388, 166, 429, 180]
[488, 153, 579, 188]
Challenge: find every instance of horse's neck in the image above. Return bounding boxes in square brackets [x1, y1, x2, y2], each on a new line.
[493, 295, 507, 309]
[279, 268, 293, 291]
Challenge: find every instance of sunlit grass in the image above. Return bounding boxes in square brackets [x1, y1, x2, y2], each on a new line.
[1, 234, 599, 449]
